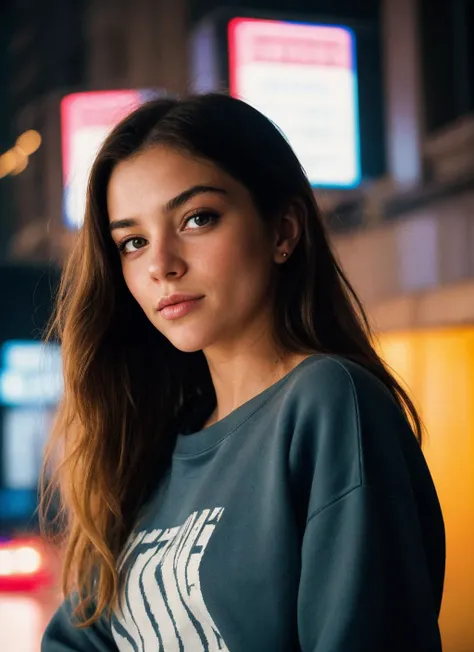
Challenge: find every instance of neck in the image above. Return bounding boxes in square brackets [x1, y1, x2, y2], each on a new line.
[203, 336, 314, 427]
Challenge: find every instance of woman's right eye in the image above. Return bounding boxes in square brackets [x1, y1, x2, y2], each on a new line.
[118, 237, 147, 254]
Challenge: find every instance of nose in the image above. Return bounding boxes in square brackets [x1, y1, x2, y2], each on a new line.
[148, 239, 187, 281]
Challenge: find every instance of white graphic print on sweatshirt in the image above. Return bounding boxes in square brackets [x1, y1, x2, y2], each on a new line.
[111, 507, 230, 652]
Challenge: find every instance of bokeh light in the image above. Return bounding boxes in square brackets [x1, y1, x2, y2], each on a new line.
[9, 146, 29, 176]
[0, 150, 18, 179]
[16, 130, 42, 156]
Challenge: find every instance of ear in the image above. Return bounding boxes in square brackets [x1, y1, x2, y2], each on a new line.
[273, 201, 303, 264]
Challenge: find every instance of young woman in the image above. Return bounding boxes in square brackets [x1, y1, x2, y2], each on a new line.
[41, 93, 445, 651]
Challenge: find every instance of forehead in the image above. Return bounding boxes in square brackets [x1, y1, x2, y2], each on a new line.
[107, 146, 237, 219]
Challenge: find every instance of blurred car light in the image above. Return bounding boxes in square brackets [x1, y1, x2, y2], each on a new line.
[0, 538, 53, 591]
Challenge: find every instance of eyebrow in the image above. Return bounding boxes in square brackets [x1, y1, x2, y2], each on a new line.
[109, 184, 228, 232]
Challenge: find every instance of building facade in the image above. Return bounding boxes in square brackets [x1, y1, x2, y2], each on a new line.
[330, 2, 474, 650]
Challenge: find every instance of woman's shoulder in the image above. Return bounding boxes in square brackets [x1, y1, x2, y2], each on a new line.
[285, 354, 423, 506]
[284, 353, 398, 417]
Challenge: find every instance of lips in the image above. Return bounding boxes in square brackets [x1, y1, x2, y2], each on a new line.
[157, 294, 204, 311]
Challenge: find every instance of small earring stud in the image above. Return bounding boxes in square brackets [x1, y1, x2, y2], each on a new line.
[282, 252, 288, 258]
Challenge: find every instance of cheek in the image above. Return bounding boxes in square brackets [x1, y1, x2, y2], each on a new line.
[210, 228, 269, 272]
[203, 233, 273, 294]
[122, 266, 148, 310]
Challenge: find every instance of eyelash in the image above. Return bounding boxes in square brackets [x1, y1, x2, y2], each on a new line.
[116, 210, 221, 255]
[183, 209, 221, 230]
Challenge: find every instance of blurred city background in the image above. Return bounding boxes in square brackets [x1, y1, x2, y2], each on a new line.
[0, 0, 473, 650]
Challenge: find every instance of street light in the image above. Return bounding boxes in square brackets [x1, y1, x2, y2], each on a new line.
[0, 129, 42, 179]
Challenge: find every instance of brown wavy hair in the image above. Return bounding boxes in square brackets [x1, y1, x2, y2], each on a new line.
[40, 92, 422, 626]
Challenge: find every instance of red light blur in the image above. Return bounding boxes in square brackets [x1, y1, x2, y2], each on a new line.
[0, 538, 54, 592]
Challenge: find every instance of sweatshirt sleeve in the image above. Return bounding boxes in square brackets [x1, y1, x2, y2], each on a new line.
[289, 357, 444, 652]
[41, 596, 117, 652]
[297, 485, 443, 651]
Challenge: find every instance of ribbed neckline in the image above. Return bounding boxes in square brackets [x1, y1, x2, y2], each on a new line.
[174, 354, 322, 457]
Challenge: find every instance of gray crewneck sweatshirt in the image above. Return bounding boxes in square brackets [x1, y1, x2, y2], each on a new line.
[42, 355, 445, 651]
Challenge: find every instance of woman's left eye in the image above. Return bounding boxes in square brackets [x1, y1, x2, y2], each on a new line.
[183, 211, 220, 230]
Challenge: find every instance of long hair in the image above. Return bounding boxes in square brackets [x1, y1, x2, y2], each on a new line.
[40, 93, 422, 626]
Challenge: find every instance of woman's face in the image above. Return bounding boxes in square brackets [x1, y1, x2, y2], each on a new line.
[107, 145, 280, 354]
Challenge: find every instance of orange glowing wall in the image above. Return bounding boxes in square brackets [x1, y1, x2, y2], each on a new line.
[378, 327, 474, 652]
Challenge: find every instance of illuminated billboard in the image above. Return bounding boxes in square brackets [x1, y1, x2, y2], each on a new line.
[61, 90, 159, 229]
[228, 18, 361, 188]
[0, 340, 62, 519]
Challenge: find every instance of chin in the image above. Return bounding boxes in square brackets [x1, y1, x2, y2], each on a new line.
[169, 340, 206, 354]
[160, 328, 218, 354]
